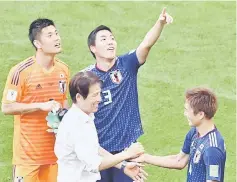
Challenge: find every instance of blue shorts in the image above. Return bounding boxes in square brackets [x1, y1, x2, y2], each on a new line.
[97, 151, 133, 182]
[97, 167, 133, 182]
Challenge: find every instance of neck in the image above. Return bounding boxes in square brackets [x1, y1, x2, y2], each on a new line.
[96, 57, 116, 72]
[196, 119, 215, 137]
[35, 50, 56, 70]
[75, 103, 91, 116]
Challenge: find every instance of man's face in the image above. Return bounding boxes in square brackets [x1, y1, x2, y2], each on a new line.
[35, 25, 61, 54]
[80, 83, 102, 114]
[91, 30, 117, 60]
[184, 100, 204, 127]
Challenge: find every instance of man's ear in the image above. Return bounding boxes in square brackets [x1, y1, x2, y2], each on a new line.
[33, 40, 42, 49]
[76, 93, 82, 103]
[90, 45, 96, 54]
[199, 111, 205, 120]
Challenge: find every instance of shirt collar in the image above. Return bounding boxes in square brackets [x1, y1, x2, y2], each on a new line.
[71, 104, 95, 123]
[196, 125, 217, 138]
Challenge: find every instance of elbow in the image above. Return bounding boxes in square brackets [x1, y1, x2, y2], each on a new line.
[173, 166, 184, 170]
[176, 166, 184, 170]
[140, 42, 152, 51]
[1, 104, 7, 114]
[176, 163, 187, 170]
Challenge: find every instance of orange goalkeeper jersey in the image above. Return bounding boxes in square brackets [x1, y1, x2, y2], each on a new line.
[2, 56, 69, 165]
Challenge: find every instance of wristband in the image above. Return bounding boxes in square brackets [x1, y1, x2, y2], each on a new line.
[121, 161, 127, 172]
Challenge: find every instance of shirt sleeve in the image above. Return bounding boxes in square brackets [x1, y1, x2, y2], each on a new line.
[119, 49, 141, 74]
[1, 66, 24, 104]
[73, 124, 102, 173]
[182, 127, 196, 154]
[203, 147, 225, 181]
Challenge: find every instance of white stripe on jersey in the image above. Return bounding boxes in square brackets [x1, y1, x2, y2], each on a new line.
[209, 134, 213, 147]
[212, 133, 216, 147]
[213, 132, 218, 147]
[210, 133, 217, 147]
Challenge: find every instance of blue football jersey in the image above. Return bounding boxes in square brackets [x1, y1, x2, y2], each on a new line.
[83, 50, 144, 152]
[182, 127, 226, 182]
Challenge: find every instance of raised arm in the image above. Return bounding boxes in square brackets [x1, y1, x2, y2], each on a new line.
[136, 7, 173, 65]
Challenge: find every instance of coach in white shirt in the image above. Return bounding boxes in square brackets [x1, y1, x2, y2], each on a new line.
[54, 71, 146, 182]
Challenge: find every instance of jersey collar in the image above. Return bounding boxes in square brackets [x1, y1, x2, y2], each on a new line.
[196, 125, 217, 138]
[95, 57, 118, 73]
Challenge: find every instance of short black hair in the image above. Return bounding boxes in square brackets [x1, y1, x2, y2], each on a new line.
[87, 25, 112, 59]
[69, 71, 102, 103]
[29, 18, 55, 49]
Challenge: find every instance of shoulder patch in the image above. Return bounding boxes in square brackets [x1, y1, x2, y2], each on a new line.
[209, 165, 219, 177]
[6, 89, 18, 102]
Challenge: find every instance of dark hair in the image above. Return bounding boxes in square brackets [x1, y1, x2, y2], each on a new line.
[87, 25, 112, 59]
[29, 18, 55, 49]
[69, 71, 101, 103]
[185, 87, 218, 119]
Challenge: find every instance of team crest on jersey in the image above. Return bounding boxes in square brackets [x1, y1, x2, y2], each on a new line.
[199, 144, 204, 150]
[193, 150, 201, 163]
[110, 69, 123, 84]
[59, 80, 67, 93]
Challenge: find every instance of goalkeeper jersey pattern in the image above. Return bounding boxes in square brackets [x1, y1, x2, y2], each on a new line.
[2, 56, 69, 165]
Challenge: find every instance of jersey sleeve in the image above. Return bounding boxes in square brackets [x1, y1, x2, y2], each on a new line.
[119, 49, 141, 74]
[1, 66, 24, 104]
[182, 127, 196, 154]
[203, 147, 225, 181]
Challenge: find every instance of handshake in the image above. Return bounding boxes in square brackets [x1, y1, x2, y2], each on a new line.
[121, 142, 148, 182]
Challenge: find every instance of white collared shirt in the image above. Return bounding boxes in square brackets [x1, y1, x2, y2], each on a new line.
[54, 104, 102, 182]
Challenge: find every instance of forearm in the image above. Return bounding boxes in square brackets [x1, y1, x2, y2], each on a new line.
[99, 147, 126, 170]
[1, 102, 42, 115]
[144, 154, 185, 169]
[136, 21, 166, 64]
[141, 21, 165, 49]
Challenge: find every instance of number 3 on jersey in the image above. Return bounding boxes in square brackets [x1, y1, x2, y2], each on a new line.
[102, 90, 112, 105]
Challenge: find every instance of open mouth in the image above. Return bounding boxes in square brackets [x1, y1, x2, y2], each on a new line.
[107, 47, 114, 51]
[55, 43, 61, 48]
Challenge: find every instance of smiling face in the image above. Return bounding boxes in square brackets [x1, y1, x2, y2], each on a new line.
[69, 71, 102, 115]
[184, 100, 205, 127]
[184, 88, 218, 127]
[33, 25, 62, 54]
[77, 82, 102, 114]
[90, 29, 117, 61]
